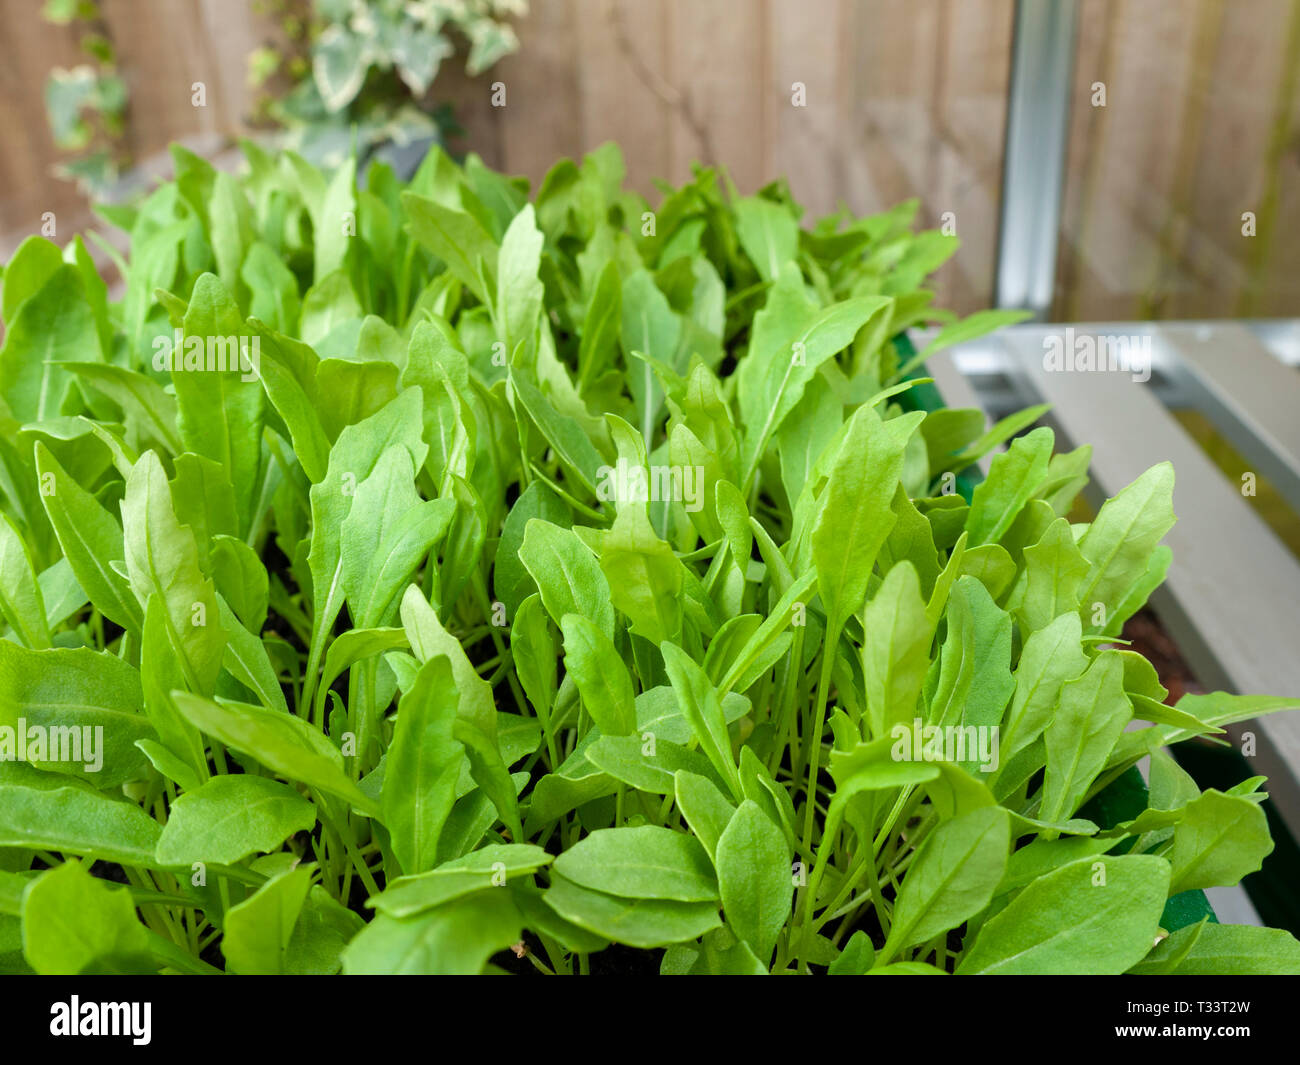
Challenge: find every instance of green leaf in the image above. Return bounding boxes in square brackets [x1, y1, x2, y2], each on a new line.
[496, 204, 544, 358]
[494, 482, 569, 617]
[340, 447, 454, 627]
[1000, 611, 1089, 766]
[1130, 922, 1300, 975]
[674, 770, 737, 860]
[0, 264, 98, 422]
[242, 243, 300, 334]
[715, 800, 792, 962]
[216, 595, 287, 715]
[370, 844, 553, 918]
[399, 585, 497, 743]
[120, 450, 226, 694]
[300, 269, 361, 347]
[553, 826, 718, 902]
[1, 236, 64, 322]
[304, 388, 427, 707]
[509, 367, 607, 496]
[0, 515, 49, 648]
[1076, 463, 1176, 631]
[586, 736, 720, 797]
[282, 886, 364, 975]
[577, 260, 621, 389]
[343, 889, 523, 975]
[452, 715, 524, 848]
[965, 426, 1053, 545]
[381, 655, 465, 875]
[173, 274, 265, 525]
[940, 404, 1051, 475]
[595, 508, 683, 644]
[734, 196, 798, 281]
[0, 784, 162, 868]
[560, 614, 636, 736]
[246, 323, 329, 481]
[621, 268, 682, 441]
[1040, 650, 1131, 826]
[957, 855, 1170, 974]
[402, 191, 498, 306]
[155, 775, 315, 867]
[542, 873, 721, 949]
[1016, 517, 1089, 632]
[913, 308, 1033, 364]
[741, 275, 893, 486]
[862, 561, 933, 740]
[313, 626, 409, 725]
[811, 404, 923, 628]
[518, 518, 615, 639]
[510, 593, 556, 718]
[172, 693, 378, 817]
[22, 862, 151, 974]
[662, 643, 743, 801]
[882, 806, 1010, 960]
[222, 865, 313, 975]
[927, 577, 1014, 764]
[1168, 789, 1273, 893]
[135, 739, 201, 793]
[0, 641, 154, 786]
[288, 153, 356, 283]
[829, 930, 876, 975]
[139, 594, 208, 782]
[33, 442, 141, 633]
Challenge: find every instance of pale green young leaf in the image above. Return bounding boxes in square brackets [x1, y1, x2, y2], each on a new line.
[542, 873, 721, 949]
[554, 825, 718, 902]
[715, 800, 792, 962]
[518, 518, 615, 639]
[120, 451, 225, 694]
[862, 561, 933, 741]
[883, 806, 1010, 960]
[1169, 789, 1273, 894]
[812, 404, 924, 629]
[172, 693, 378, 817]
[957, 855, 1169, 974]
[155, 775, 315, 867]
[22, 862, 151, 975]
[382, 655, 465, 876]
[222, 865, 313, 975]
[34, 442, 142, 633]
[965, 426, 1053, 546]
[560, 613, 636, 736]
[1040, 651, 1131, 826]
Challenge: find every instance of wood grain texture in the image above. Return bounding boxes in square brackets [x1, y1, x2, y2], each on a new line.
[2, 0, 1297, 318]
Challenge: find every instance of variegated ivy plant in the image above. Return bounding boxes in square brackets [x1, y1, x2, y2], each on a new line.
[0, 140, 1296, 975]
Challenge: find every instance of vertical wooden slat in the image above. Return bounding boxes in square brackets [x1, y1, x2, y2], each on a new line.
[1056, 0, 1117, 321]
[436, 59, 505, 171]
[1235, 0, 1300, 318]
[101, 0, 220, 151]
[5, 0, 1295, 324]
[0, 0, 93, 242]
[768, 0, 846, 218]
[931, 0, 1015, 312]
[844, 0, 1013, 312]
[493, 0, 583, 185]
[663, 0, 766, 193]
[196, 0, 261, 133]
[572, 0, 671, 198]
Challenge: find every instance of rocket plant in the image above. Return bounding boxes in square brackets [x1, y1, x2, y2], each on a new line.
[0, 140, 1297, 975]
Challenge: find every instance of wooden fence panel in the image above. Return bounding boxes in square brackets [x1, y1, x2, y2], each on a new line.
[1, 0, 1295, 319]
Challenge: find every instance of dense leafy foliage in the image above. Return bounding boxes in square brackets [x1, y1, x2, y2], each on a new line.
[0, 140, 1296, 975]
[250, 0, 526, 168]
